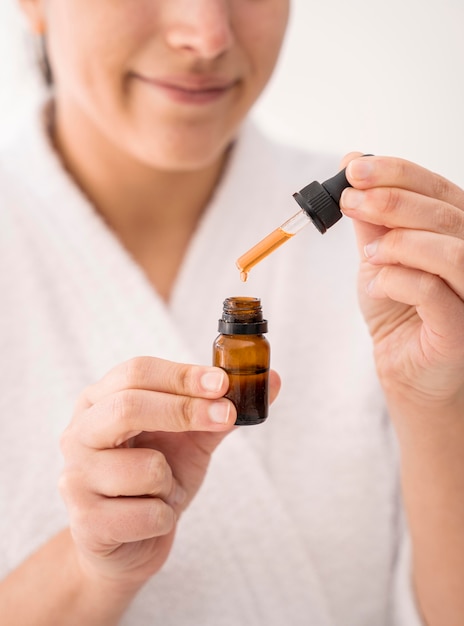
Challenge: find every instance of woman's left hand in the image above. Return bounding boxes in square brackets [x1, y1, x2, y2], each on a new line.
[340, 154, 464, 413]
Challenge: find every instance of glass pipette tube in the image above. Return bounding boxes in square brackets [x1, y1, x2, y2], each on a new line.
[235, 161, 362, 281]
[236, 209, 311, 282]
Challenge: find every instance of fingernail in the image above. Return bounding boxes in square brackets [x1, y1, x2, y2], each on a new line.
[173, 484, 187, 507]
[342, 188, 365, 210]
[208, 400, 230, 424]
[348, 159, 374, 180]
[364, 239, 379, 257]
[167, 483, 187, 508]
[201, 369, 225, 393]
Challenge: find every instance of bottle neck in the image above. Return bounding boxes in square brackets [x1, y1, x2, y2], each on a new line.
[218, 297, 268, 335]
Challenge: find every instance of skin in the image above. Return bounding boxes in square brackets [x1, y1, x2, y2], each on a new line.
[43, 0, 288, 170]
[341, 154, 464, 624]
[23, 0, 290, 300]
[1, 1, 463, 625]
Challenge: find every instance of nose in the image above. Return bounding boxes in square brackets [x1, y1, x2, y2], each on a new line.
[164, 0, 234, 60]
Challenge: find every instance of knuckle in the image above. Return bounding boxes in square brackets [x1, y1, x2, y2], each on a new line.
[81, 382, 97, 404]
[167, 394, 196, 430]
[73, 384, 95, 411]
[59, 422, 84, 458]
[380, 187, 402, 215]
[110, 389, 142, 427]
[431, 173, 451, 200]
[123, 356, 152, 387]
[146, 450, 170, 494]
[58, 469, 87, 509]
[179, 395, 196, 428]
[386, 227, 405, 251]
[71, 505, 98, 543]
[434, 204, 464, 235]
[418, 272, 442, 301]
[70, 496, 115, 548]
[148, 500, 175, 535]
[393, 158, 409, 182]
[176, 363, 196, 394]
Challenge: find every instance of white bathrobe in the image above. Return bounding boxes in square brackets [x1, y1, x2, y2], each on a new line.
[0, 102, 423, 625]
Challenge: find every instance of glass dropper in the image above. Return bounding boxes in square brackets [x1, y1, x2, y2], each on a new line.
[236, 165, 353, 282]
[236, 209, 311, 282]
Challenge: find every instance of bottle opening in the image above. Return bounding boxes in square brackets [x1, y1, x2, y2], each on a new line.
[218, 297, 268, 334]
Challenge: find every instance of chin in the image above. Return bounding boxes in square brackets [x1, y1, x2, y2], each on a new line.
[150, 150, 226, 172]
[130, 129, 235, 172]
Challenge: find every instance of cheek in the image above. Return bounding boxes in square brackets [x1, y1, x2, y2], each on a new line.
[238, 4, 289, 87]
[46, 2, 148, 101]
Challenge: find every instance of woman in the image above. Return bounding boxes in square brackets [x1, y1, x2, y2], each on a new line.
[1, 1, 463, 624]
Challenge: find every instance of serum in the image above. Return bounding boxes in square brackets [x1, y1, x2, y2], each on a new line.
[213, 297, 270, 426]
[236, 162, 369, 280]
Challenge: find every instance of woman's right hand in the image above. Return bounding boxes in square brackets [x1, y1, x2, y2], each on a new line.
[58, 356, 275, 592]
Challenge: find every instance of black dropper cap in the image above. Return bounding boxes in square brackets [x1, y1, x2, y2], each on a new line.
[292, 168, 349, 234]
[292, 156, 372, 234]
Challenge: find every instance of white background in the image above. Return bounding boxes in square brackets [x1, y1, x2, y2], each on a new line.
[1, 0, 463, 186]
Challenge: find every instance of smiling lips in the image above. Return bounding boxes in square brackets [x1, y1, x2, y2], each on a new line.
[134, 73, 238, 105]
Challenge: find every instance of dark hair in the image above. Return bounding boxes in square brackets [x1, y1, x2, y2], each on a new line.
[39, 36, 53, 86]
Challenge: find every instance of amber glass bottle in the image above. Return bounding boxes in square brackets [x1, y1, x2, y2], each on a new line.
[213, 297, 270, 426]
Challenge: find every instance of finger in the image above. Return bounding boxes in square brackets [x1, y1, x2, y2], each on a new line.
[70, 495, 176, 547]
[77, 358, 229, 410]
[77, 447, 178, 501]
[269, 369, 281, 405]
[337, 154, 388, 258]
[339, 151, 363, 171]
[364, 229, 464, 301]
[345, 155, 464, 210]
[341, 186, 464, 237]
[367, 266, 464, 355]
[74, 389, 235, 449]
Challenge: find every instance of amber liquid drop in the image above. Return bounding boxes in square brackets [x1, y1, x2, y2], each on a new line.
[236, 227, 293, 282]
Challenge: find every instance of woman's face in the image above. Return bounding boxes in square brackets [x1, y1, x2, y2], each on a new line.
[22, 0, 290, 170]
